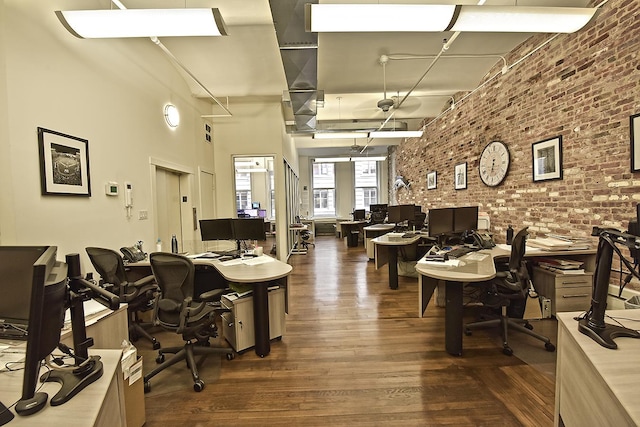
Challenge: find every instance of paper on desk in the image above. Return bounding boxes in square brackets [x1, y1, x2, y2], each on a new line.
[220, 258, 244, 266]
[241, 256, 275, 266]
[497, 243, 543, 253]
[418, 259, 461, 267]
[63, 299, 111, 329]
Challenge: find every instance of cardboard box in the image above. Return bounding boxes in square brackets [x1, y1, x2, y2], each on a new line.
[123, 355, 146, 427]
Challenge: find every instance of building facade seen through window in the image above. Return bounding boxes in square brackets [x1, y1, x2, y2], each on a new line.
[312, 163, 336, 217]
[354, 160, 378, 210]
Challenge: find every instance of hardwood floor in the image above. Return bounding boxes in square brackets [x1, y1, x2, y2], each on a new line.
[140, 236, 556, 426]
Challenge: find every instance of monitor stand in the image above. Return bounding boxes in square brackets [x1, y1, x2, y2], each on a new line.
[0, 400, 14, 426]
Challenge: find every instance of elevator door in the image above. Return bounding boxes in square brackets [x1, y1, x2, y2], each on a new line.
[155, 168, 182, 252]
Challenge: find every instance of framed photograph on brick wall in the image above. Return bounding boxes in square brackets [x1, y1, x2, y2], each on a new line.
[532, 136, 562, 182]
[631, 113, 640, 172]
[454, 162, 467, 190]
[427, 171, 437, 190]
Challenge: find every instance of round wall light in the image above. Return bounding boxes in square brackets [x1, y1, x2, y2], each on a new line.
[164, 104, 180, 128]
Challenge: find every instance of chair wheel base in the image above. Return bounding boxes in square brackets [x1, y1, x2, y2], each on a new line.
[144, 381, 151, 393]
[194, 380, 205, 392]
[545, 342, 556, 352]
[502, 346, 513, 356]
[152, 339, 161, 350]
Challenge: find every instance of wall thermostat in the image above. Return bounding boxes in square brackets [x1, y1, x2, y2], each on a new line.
[105, 182, 119, 196]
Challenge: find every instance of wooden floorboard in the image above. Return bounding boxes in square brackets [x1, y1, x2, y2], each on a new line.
[140, 235, 556, 426]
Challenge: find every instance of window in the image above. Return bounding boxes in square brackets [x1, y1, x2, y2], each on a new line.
[354, 160, 378, 210]
[312, 163, 336, 216]
[235, 171, 252, 210]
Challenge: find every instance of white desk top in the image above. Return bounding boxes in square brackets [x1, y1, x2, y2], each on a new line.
[0, 349, 122, 426]
[363, 223, 396, 231]
[557, 310, 640, 425]
[372, 233, 422, 246]
[415, 245, 597, 282]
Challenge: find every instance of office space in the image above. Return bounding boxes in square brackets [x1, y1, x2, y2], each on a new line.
[1, 0, 639, 424]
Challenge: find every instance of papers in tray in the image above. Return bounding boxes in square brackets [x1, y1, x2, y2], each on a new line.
[527, 237, 590, 251]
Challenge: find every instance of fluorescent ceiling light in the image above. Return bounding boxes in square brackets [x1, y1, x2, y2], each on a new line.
[313, 132, 369, 139]
[306, 4, 455, 32]
[236, 168, 268, 173]
[314, 157, 352, 163]
[306, 4, 597, 34]
[450, 6, 598, 33]
[352, 156, 387, 162]
[369, 130, 423, 138]
[313, 156, 386, 163]
[55, 8, 227, 39]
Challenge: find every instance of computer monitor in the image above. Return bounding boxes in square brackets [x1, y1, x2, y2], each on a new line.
[369, 204, 387, 213]
[0, 246, 51, 339]
[232, 218, 266, 241]
[251, 202, 260, 209]
[14, 246, 68, 416]
[353, 209, 366, 221]
[388, 204, 415, 223]
[428, 208, 455, 237]
[243, 209, 258, 218]
[199, 218, 234, 241]
[453, 206, 479, 233]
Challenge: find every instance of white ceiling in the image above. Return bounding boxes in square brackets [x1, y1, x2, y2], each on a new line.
[120, 0, 593, 158]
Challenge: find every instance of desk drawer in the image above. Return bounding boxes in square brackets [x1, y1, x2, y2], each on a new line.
[532, 267, 593, 316]
[554, 286, 591, 313]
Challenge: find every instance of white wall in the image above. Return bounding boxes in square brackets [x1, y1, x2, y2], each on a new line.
[211, 98, 297, 260]
[1, 1, 214, 272]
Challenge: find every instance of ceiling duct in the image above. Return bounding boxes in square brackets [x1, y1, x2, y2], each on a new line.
[269, 0, 319, 133]
[287, 119, 408, 135]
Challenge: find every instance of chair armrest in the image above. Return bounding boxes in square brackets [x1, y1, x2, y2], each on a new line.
[133, 274, 156, 287]
[198, 289, 225, 302]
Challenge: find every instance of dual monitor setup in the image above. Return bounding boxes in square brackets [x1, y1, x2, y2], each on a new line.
[0, 246, 120, 423]
[199, 217, 266, 254]
[237, 202, 267, 219]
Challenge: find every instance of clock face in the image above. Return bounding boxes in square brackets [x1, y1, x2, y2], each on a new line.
[479, 141, 510, 187]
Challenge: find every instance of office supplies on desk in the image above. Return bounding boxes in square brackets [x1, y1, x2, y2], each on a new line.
[446, 246, 478, 259]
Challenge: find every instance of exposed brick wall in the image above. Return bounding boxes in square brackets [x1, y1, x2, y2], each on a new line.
[392, 0, 640, 290]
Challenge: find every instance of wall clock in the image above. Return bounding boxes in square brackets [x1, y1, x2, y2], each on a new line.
[479, 141, 510, 187]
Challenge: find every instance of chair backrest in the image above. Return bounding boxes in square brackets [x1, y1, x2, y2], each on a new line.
[86, 247, 127, 287]
[508, 227, 528, 272]
[149, 252, 195, 320]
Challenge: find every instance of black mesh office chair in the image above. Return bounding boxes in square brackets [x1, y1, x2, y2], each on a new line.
[85, 247, 160, 349]
[144, 253, 234, 393]
[464, 228, 556, 356]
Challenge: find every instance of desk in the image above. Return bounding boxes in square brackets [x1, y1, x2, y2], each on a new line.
[416, 245, 597, 356]
[129, 256, 292, 357]
[339, 220, 367, 247]
[0, 349, 125, 427]
[555, 310, 640, 426]
[372, 233, 422, 290]
[363, 223, 395, 259]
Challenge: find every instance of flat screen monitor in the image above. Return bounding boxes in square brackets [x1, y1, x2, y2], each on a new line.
[243, 209, 258, 218]
[0, 246, 51, 337]
[15, 246, 68, 415]
[353, 209, 366, 221]
[428, 208, 455, 237]
[232, 218, 266, 241]
[251, 202, 260, 209]
[454, 206, 479, 233]
[369, 204, 387, 213]
[199, 218, 234, 241]
[388, 204, 415, 223]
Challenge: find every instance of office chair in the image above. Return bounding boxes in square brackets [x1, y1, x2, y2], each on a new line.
[144, 252, 234, 393]
[85, 247, 160, 350]
[464, 228, 556, 356]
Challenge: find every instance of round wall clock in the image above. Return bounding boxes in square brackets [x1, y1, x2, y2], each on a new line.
[479, 141, 510, 187]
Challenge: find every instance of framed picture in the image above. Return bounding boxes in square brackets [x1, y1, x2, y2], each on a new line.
[532, 135, 563, 182]
[38, 127, 91, 196]
[631, 113, 640, 172]
[454, 162, 467, 190]
[427, 171, 437, 190]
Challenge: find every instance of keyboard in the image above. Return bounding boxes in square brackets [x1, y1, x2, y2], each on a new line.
[446, 246, 478, 259]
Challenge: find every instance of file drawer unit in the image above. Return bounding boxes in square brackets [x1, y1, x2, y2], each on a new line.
[221, 287, 285, 353]
[532, 267, 593, 316]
